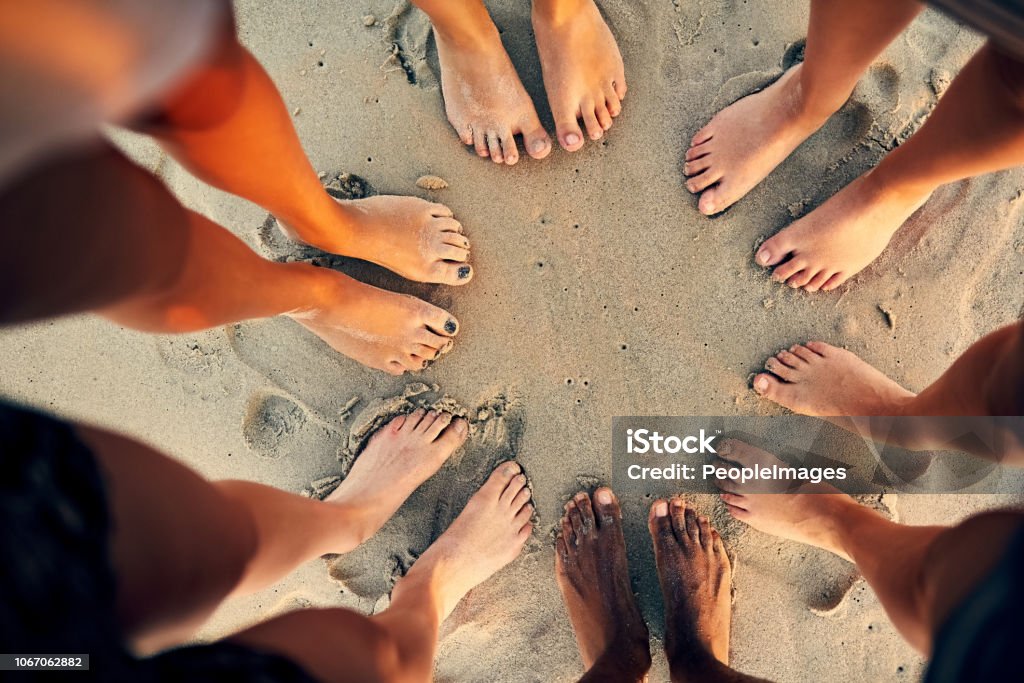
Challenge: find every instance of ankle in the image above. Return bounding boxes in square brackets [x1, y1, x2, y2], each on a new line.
[430, 10, 500, 51]
[667, 640, 723, 683]
[532, 0, 591, 26]
[790, 64, 855, 125]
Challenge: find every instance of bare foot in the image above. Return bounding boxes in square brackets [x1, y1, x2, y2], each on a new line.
[713, 439, 866, 561]
[326, 410, 468, 544]
[555, 488, 650, 679]
[684, 64, 838, 215]
[533, 0, 627, 151]
[288, 270, 458, 375]
[284, 196, 474, 286]
[407, 461, 534, 619]
[753, 341, 916, 416]
[433, 20, 552, 165]
[755, 171, 931, 291]
[648, 498, 732, 675]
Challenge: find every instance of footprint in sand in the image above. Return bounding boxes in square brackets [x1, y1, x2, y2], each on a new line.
[380, 0, 437, 88]
[320, 385, 529, 608]
[241, 391, 341, 460]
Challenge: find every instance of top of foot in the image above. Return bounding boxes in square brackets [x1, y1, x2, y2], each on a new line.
[753, 341, 915, 416]
[648, 498, 732, 673]
[555, 488, 651, 677]
[533, 0, 627, 151]
[684, 64, 835, 215]
[753, 171, 931, 291]
[714, 439, 859, 561]
[433, 22, 552, 165]
[326, 409, 468, 546]
[290, 269, 458, 375]
[286, 195, 474, 286]
[411, 461, 534, 619]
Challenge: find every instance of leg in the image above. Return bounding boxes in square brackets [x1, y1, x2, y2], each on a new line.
[410, 0, 552, 164]
[752, 322, 1024, 458]
[0, 144, 459, 375]
[231, 462, 535, 683]
[80, 410, 468, 653]
[685, 0, 923, 215]
[716, 440, 1024, 654]
[142, 19, 473, 285]
[532, 0, 628, 151]
[759, 43, 1024, 290]
[647, 498, 772, 683]
[555, 488, 651, 682]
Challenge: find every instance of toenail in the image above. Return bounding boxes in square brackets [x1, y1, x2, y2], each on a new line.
[454, 419, 467, 434]
[505, 462, 520, 475]
[457, 266, 471, 279]
[654, 501, 668, 517]
[757, 249, 771, 265]
[755, 377, 769, 392]
[596, 489, 612, 504]
[532, 140, 548, 153]
[672, 499, 683, 508]
[444, 319, 457, 334]
[566, 133, 581, 146]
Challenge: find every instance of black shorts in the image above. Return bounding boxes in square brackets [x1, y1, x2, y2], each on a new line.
[0, 402, 317, 682]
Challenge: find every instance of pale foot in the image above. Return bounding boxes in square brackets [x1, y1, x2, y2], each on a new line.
[685, 64, 836, 215]
[753, 341, 916, 416]
[555, 488, 651, 678]
[648, 498, 732, 674]
[284, 196, 474, 286]
[326, 410, 468, 544]
[713, 439, 866, 562]
[533, 0, 627, 151]
[434, 22, 551, 165]
[406, 461, 534, 619]
[289, 270, 458, 375]
[755, 171, 932, 291]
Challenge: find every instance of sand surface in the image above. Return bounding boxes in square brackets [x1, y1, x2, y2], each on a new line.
[2, 1, 1024, 681]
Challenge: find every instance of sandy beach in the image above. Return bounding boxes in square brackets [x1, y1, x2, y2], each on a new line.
[2, 1, 1023, 680]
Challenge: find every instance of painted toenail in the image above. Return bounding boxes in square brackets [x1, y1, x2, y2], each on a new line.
[444, 319, 457, 334]
[457, 266, 471, 279]
[596, 489, 612, 504]
[654, 501, 668, 517]
[566, 133, 581, 146]
[757, 249, 771, 265]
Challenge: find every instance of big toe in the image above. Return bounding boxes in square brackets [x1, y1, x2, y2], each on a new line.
[592, 487, 622, 530]
[752, 373, 795, 408]
[426, 308, 459, 336]
[755, 232, 794, 267]
[554, 109, 586, 152]
[521, 116, 553, 160]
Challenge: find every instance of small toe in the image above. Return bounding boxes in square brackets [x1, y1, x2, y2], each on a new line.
[423, 411, 453, 439]
[473, 128, 489, 158]
[685, 141, 712, 162]
[805, 341, 834, 356]
[499, 131, 520, 166]
[595, 98, 613, 131]
[822, 272, 847, 291]
[789, 344, 818, 362]
[683, 156, 713, 177]
[436, 243, 470, 262]
[433, 416, 468, 448]
[771, 258, 805, 283]
[691, 125, 714, 147]
[486, 132, 503, 164]
[686, 169, 721, 194]
[803, 271, 832, 292]
[765, 356, 799, 382]
[581, 102, 603, 140]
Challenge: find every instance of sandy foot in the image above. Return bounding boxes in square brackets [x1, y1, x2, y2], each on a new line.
[533, 0, 627, 151]
[326, 410, 468, 544]
[756, 171, 931, 291]
[753, 341, 916, 416]
[434, 25, 552, 165]
[289, 273, 458, 375]
[287, 196, 474, 286]
[648, 498, 732, 673]
[685, 65, 831, 215]
[410, 461, 534, 619]
[714, 439, 864, 562]
[555, 488, 650, 678]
